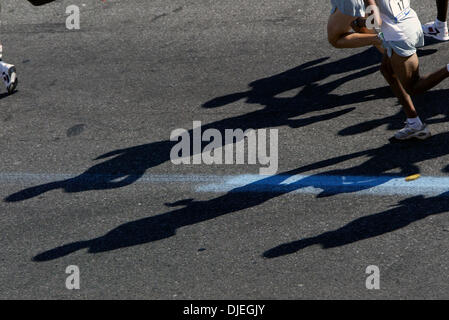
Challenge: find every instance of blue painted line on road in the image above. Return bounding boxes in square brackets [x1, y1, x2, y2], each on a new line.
[1, 172, 449, 197]
[196, 174, 449, 196]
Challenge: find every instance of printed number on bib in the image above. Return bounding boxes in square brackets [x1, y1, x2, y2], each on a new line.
[389, 0, 411, 23]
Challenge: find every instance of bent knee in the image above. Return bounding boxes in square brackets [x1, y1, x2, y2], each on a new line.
[327, 36, 344, 49]
[327, 26, 346, 49]
[327, 35, 339, 48]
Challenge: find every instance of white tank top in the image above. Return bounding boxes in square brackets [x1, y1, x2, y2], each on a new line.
[376, 0, 422, 41]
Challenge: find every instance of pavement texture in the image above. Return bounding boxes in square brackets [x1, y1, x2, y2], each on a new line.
[0, 0, 449, 299]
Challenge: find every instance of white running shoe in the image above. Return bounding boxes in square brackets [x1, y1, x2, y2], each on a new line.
[394, 123, 431, 141]
[0, 62, 18, 94]
[422, 21, 449, 41]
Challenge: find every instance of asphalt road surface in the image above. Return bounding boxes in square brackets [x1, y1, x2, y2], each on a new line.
[1, 0, 449, 299]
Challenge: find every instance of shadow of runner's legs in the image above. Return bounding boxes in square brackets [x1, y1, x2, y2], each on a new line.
[263, 193, 449, 259]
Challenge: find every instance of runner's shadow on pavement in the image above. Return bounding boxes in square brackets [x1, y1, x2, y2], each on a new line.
[422, 36, 447, 47]
[339, 88, 449, 136]
[203, 47, 387, 111]
[263, 192, 449, 259]
[5, 48, 392, 203]
[32, 131, 449, 261]
[0, 91, 17, 100]
[26, 0, 58, 6]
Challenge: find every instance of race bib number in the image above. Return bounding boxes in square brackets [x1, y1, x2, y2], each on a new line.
[389, 0, 411, 22]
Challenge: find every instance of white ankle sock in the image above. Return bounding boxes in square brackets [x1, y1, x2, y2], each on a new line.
[407, 117, 423, 129]
[435, 19, 447, 29]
